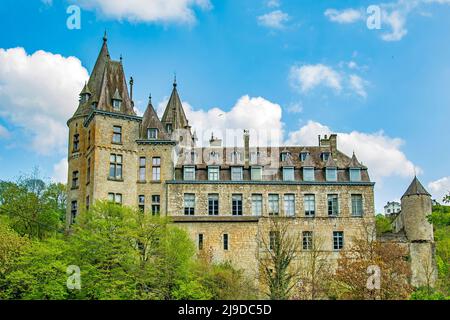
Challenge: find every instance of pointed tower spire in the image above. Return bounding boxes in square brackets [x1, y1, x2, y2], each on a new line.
[161, 78, 190, 131]
[141, 95, 169, 140]
[103, 30, 107, 42]
[402, 176, 431, 198]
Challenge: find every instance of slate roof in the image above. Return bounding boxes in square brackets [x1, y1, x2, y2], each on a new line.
[140, 96, 170, 140]
[73, 36, 135, 117]
[161, 82, 190, 130]
[402, 177, 431, 198]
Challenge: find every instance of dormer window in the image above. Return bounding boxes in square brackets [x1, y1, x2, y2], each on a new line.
[303, 167, 315, 182]
[112, 99, 122, 111]
[81, 93, 90, 103]
[91, 102, 98, 109]
[147, 128, 158, 140]
[300, 152, 309, 162]
[350, 168, 362, 182]
[283, 167, 295, 181]
[326, 168, 337, 182]
[210, 151, 220, 162]
[321, 152, 331, 162]
[230, 151, 242, 163]
[281, 152, 291, 162]
[251, 151, 260, 164]
[166, 124, 173, 134]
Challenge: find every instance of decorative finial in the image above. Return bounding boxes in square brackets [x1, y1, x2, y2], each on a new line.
[103, 30, 107, 42]
[149, 93, 152, 104]
[120, 54, 123, 63]
[173, 72, 177, 88]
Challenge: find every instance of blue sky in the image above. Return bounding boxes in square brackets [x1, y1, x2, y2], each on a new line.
[0, 0, 449, 212]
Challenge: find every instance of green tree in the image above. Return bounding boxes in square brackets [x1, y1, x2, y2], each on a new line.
[375, 214, 393, 235]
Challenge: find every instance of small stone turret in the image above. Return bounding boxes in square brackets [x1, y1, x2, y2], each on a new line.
[401, 176, 437, 287]
[401, 177, 434, 242]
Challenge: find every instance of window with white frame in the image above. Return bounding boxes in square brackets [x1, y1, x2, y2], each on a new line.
[302, 231, 313, 250]
[147, 128, 158, 140]
[152, 195, 160, 215]
[208, 194, 219, 216]
[268, 194, 279, 216]
[350, 168, 362, 182]
[304, 194, 315, 217]
[232, 194, 243, 216]
[283, 167, 295, 181]
[333, 231, 344, 250]
[300, 152, 309, 162]
[208, 166, 220, 181]
[303, 167, 315, 181]
[108, 193, 122, 204]
[152, 157, 161, 181]
[251, 166, 262, 181]
[327, 194, 339, 216]
[252, 194, 263, 216]
[112, 99, 122, 111]
[109, 154, 123, 180]
[138, 195, 145, 212]
[326, 168, 337, 182]
[231, 167, 243, 181]
[351, 194, 363, 217]
[184, 194, 195, 216]
[184, 166, 195, 180]
[139, 157, 146, 181]
[284, 194, 295, 217]
[112, 126, 122, 144]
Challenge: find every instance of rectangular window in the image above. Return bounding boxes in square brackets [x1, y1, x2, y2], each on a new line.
[72, 171, 79, 188]
[86, 196, 90, 211]
[326, 168, 337, 182]
[184, 194, 195, 216]
[108, 193, 122, 204]
[232, 194, 243, 216]
[321, 152, 330, 162]
[71, 200, 78, 224]
[268, 194, 279, 216]
[223, 234, 229, 251]
[350, 168, 362, 182]
[184, 166, 195, 181]
[208, 194, 219, 216]
[328, 194, 339, 216]
[284, 194, 295, 217]
[113, 99, 121, 111]
[269, 231, 279, 251]
[139, 157, 146, 181]
[231, 167, 243, 181]
[112, 126, 122, 144]
[303, 231, 313, 250]
[208, 166, 220, 181]
[73, 134, 79, 152]
[303, 167, 315, 181]
[333, 231, 344, 250]
[304, 194, 315, 217]
[147, 128, 158, 140]
[252, 194, 263, 216]
[152, 157, 161, 181]
[87, 130, 91, 148]
[300, 152, 308, 162]
[166, 124, 173, 134]
[198, 234, 204, 250]
[152, 195, 160, 215]
[251, 166, 262, 181]
[351, 195, 363, 217]
[109, 154, 123, 180]
[87, 158, 91, 184]
[283, 167, 295, 181]
[138, 195, 145, 212]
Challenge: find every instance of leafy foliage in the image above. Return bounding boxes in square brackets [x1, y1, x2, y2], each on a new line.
[375, 214, 393, 235]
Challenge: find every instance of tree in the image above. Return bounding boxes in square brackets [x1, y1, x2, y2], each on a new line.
[293, 235, 333, 300]
[375, 214, 393, 235]
[0, 221, 29, 275]
[258, 218, 302, 300]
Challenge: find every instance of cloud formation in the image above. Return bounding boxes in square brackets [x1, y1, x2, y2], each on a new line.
[0, 47, 89, 154]
[289, 64, 368, 98]
[428, 176, 450, 202]
[74, 0, 212, 24]
[257, 10, 290, 29]
[324, 8, 364, 23]
[0, 124, 9, 139]
[51, 157, 68, 184]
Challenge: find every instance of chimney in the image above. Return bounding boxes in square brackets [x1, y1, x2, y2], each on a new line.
[318, 135, 321, 146]
[244, 130, 250, 166]
[209, 132, 222, 147]
[329, 134, 337, 153]
[129, 77, 134, 106]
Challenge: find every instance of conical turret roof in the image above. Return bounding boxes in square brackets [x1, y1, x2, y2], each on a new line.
[161, 82, 189, 130]
[347, 152, 366, 169]
[402, 176, 431, 198]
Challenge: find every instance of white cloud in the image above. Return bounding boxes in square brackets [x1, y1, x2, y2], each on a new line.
[0, 47, 89, 154]
[51, 158, 68, 184]
[289, 64, 342, 93]
[428, 177, 450, 202]
[325, 1, 450, 42]
[289, 64, 369, 98]
[324, 8, 363, 23]
[287, 102, 303, 114]
[349, 74, 368, 98]
[286, 120, 419, 183]
[157, 95, 284, 147]
[0, 124, 9, 138]
[266, 0, 281, 8]
[257, 10, 290, 29]
[74, 0, 212, 24]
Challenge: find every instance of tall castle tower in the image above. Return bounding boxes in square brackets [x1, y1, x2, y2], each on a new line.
[401, 177, 437, 287]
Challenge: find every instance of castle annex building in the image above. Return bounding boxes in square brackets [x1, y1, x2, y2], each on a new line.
[66, 37, 435, 288]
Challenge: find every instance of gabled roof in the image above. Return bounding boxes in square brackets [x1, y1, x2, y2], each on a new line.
[80, 82, 92, 96]
[161, 82, 190, 130]
[402, 177, 431, 198]
[140, 96, 170, 140]
[325, 155, 337, 168]
[301, 153, 316, 168]
[72, 35, 135, 118]
[347, 152, 366, 169]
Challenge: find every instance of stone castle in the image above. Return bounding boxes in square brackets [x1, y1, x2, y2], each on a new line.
[66, 36, 436, 291]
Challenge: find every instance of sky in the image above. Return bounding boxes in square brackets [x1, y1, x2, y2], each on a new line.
[0, 0, 449, 212]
